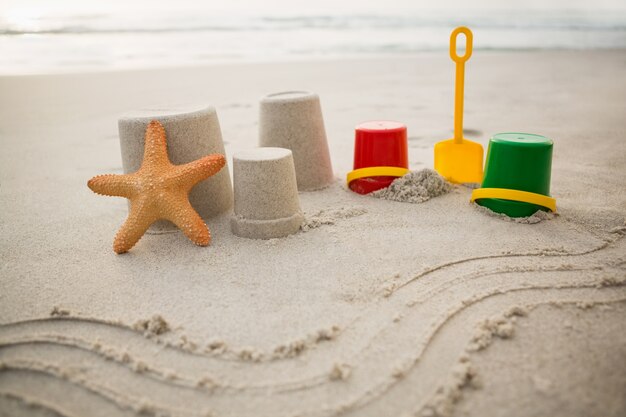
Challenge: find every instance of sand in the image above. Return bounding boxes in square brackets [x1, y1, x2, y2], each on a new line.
[370, 169, 451, 203]
[0, 51, 625, 417]
[472, 203, 557, 224]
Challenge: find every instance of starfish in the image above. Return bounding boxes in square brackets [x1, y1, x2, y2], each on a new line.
[88, 120, 226, 254]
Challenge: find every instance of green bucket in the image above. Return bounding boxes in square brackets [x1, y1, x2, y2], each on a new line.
[473, 133, 554, 218]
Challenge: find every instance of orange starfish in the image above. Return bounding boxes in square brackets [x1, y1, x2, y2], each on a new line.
[88, 120, 226, 254]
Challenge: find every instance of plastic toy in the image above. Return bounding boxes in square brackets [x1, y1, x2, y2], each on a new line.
[470, 133, 557, 217]
[346, 121, 409, 194]
[434, 26, 483, 184]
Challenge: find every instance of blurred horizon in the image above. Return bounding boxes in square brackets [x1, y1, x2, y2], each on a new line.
[1, 0, 625, 75]
[4, 0, 626, 14]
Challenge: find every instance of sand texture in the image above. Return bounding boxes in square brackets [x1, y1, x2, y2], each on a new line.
[370, 169, 451, 203]
[0, 51, 625, 416]
[231, 147, 303, 239]
[259, 91, 334, 191]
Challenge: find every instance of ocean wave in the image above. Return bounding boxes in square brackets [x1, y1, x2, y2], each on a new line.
[1, 10, 625, 74]
[1, 13, 625, 36]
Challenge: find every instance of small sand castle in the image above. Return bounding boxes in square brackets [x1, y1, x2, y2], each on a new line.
[88, 120, 226, 253]
[118, 106, 233, 232]
[231, 147, 304, 239]
[259, 91, 334, 191]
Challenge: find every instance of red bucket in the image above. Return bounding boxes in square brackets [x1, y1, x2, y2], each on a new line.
[347, 121, 409, 194]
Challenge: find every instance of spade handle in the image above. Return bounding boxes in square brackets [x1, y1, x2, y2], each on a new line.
[450, 27, 473, 144]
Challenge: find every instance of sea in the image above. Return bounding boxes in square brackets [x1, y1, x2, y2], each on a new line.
[1, 1, 625, 75]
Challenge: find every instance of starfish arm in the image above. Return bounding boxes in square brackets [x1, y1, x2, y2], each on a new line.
[169, 154, 226, 191]
[88, 174, 136, 198]
[162, 196, 210, 246]
[141, 120, 172, 169]
[113, 198, 158, 254]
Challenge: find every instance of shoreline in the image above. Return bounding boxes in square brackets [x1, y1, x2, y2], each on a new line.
[1, 48, 625, 78]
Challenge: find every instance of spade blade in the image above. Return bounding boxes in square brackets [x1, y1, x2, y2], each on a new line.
[434, 138, 483, 184]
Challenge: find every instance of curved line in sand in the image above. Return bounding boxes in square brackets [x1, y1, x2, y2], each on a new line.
[373, 266, 611, 352]
[0, 339, 203, 387]
[0, 236, 622, 416]
[0, 364, 193, 417]
[0, 263, 616, 396]
[1, 283, 623, 417]
[0, 235, 619, 365]
[0, 235, 622, 400]
[0, 338, 329, 394]
[410, 298, 626, 417]
[0, 392, 67, 417]
[0, 320, 337, 392]
[395, 238, 614, 292]
[333, 292, 626, 416]
[0, 315, 343, 366]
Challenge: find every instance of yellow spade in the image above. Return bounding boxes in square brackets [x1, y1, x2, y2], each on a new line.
[434, 26, 483, 184]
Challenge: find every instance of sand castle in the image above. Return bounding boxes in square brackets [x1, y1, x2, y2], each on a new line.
[95, 94, 334, 247]
[89, 121, 226, 253]
[231, 147, 304, 239]
[259, 91, 334, 191]
[118, 106, 233, 232]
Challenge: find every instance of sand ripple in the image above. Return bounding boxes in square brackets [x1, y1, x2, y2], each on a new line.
[1, 237, 624, 417]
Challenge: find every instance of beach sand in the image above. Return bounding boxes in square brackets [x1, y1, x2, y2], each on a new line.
[0, 50, 625, 416]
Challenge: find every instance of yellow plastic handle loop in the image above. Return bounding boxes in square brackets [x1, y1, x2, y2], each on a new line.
[470, 188, 557, 212]
[450, 26, 473, 144]
[450, 26, 473, 63]
[346, 166, 409, 186]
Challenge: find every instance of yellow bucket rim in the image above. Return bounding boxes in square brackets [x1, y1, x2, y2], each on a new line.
[346, 166, 409, 186]
[470, 187, 557, 212]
